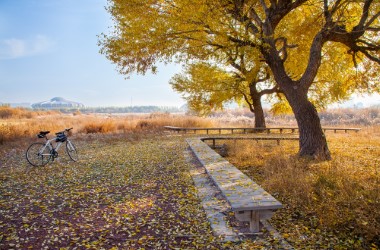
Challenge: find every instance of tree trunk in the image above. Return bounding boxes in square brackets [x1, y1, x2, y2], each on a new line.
[287, 91, 331, 160]
[252, 97, 266, 129]
[248, 82, 267, 129]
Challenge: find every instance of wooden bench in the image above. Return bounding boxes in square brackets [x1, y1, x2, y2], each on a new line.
[201, 136, 299, 148]
[164, 126, 298, 134]
[164, 126, 361, 135]
[187, 138, 282, 232]
[322, 127, 361, 133]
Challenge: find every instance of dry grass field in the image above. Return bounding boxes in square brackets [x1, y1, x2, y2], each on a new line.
[0, 106, 215, 145]
[0, 106, 379, 249]
[225, 126, 380, 249]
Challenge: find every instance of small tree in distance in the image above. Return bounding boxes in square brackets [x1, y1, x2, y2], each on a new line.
[170, 61, 279, 128]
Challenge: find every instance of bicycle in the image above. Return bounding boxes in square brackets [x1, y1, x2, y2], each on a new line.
[26, 128, 78, 167]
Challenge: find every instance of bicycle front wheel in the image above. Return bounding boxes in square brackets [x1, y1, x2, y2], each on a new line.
[26, 142, 51, 167]
[66, 140, 78, 162]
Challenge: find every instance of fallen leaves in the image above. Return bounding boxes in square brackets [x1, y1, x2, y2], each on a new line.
[0, 135, 228, 249]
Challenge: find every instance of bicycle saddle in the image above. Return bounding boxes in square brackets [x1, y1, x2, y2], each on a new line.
[39, 131, 50, 135]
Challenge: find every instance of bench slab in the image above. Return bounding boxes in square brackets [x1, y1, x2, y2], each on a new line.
[187, 138, 282, 232]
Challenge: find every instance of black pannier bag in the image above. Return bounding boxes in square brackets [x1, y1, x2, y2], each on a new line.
[56, 132, 67, 142]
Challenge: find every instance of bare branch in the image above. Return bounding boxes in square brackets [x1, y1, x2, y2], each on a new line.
[239, 89, 254, 112]
[357, 39, 380, 49]
[248, 7, 263, 27]
[227, 36, 258, 47]
[274, 37, 298, 62]
[358, 0, 374, 28]
[257, 67, 271, 82]
[269, 0, 277, 8]
[330, 0, 344, 17]
[365, 11, 380, 29]
[228, 56, 244, 72]
[366, 26, 380, 32]
[323, 0, 330, 22]
[358, 49, 380, 64]
[259, 0, 269, 13]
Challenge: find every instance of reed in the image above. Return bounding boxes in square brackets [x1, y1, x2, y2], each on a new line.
[226, 126, 380, 248]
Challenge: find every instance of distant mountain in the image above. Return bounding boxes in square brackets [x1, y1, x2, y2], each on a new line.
[32, 97, 84, 109]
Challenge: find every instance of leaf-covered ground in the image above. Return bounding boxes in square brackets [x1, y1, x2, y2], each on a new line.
[1, 135, 236, 249]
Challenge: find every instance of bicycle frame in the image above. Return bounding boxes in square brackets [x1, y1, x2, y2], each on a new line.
[39, 137, 64, 158]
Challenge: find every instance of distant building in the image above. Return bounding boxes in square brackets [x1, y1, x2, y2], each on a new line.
[32, 97, 84, 109]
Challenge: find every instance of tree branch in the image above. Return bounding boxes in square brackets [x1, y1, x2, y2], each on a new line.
[238, 88, 255, 112]
[274, 37, 297, 62]
[300, 32, 326, 92]
[365, 11, 380, 29]
[366, 26, 380, 32]
[248, 7, 263, 28]
[358, 48, 380, 64]
[358, 0, 373, 28]
[228, 55, 244, 72]
[269, 0, 277, 8]
[259, 85, 280, 96]
[257, 67, 271, 82]
[259, 0, 269, 13]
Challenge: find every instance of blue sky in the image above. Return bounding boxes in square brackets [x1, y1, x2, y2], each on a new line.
[0, 0, 184, 107]
[0, 0, 378, 108]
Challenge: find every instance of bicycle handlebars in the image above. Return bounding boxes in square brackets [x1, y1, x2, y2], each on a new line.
[54, 128, 74, 136]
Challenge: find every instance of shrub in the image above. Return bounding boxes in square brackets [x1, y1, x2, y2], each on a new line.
[79, 120, 117, 134]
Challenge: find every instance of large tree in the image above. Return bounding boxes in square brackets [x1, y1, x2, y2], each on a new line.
[99, 0, 380, 160]
[223, 0, 380, 159]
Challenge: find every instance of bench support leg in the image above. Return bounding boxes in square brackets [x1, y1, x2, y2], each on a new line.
[235, 210, 275, 233]
[250, 211, 260, 232]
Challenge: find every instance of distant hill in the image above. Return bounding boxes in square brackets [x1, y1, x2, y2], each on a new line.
[32, 97, 84, 109]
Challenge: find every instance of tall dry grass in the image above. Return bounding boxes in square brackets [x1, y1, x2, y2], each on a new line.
[225, 127, 380, 249]
[0, 105, 58, 119]
[0, 110, 216, 144]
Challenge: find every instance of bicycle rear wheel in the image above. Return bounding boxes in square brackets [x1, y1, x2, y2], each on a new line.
[26, 142, 51, 167]
[66, 140, 78, 162]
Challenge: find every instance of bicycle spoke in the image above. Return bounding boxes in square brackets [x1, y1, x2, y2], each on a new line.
[66, 140, 78, 162]
[26, 143, 51, 167]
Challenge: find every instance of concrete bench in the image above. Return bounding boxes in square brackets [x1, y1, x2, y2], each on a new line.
[187, 138, 282, 232]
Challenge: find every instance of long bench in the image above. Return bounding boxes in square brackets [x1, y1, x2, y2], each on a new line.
[201, 136, 299, 148]
[165, 126, 297, 134]
[187, 138, 282, 232]
[165, 126, 361, 134]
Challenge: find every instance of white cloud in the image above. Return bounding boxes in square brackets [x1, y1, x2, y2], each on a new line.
[0, 35, 53, 59]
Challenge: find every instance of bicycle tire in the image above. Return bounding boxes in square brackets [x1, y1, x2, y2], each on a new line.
[26, 142, 51, 167]
[66, 140, 78, 162]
